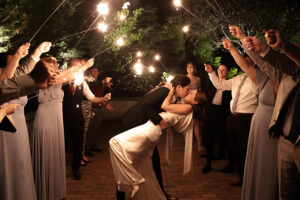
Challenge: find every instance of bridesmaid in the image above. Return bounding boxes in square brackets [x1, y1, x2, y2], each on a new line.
[31, 57, 95, 200]
[223, 25, 278, 200]
[0, 42, 50, 200]
[186, 62, 202, 151]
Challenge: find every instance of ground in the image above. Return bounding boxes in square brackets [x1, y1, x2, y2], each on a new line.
[66, 120, 241, 200]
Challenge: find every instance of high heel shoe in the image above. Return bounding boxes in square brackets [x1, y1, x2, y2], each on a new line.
[80, 160, 88, 166]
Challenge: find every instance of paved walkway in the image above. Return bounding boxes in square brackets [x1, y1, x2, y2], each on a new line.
[66, 120, 241, 200]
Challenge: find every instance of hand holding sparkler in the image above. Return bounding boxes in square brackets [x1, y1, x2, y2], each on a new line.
[32, 42, 52, 61]
[222, 38, 234, 51]
[229, 25, 246, 40]
[15, 43, 30, 59]
[242, 37, 269, 54]
[204, 63, 213, 73]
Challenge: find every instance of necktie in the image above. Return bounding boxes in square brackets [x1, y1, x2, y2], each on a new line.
[231, 75, 247, 113]
[70, 83, 75, 95]
[288, 83, 300, 144]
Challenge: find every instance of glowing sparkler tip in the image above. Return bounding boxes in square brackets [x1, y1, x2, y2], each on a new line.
[116, 37, 125, 46]
[173, 0, 182, 7]
[166, 75, 174, 83]
[182, 25, 189, 33]
[136, 51, 142, 57]
[74, 71, 84, 86]
[97, 3, 109, 16]
[119, 14, 126, 21]
[149, 66, 155, 73]
[154, 54, 161, 61]
[122, 2, 130, 9]
[133, 62, 143, 75]
[97, 22, 108, 33]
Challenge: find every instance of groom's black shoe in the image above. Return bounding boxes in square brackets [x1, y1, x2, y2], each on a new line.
[72, 170, 81, 180]
[202, 164, 212, 173]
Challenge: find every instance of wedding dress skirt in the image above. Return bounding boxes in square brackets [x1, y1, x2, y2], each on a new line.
[110, 112, 193, 200]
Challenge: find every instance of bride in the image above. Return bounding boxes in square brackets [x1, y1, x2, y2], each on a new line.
[109, 85, 206, 200]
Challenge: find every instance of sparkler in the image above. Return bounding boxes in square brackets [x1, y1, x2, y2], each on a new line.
[149, 66, 156, 73]
[122, 2, 131, 9]
[172, 0, 201, 23]
[154, 54, 167, 71]
[97, 3, 109, 16]
[166, 74, 174, 82]
[133, 62, 143, 75]
[93, 36, 125, 58]
[119, 14, 126, 21]
[74, 70, 84, 86]
[182, 25, 190, 33]
[97, 22, 108, 33]
[29, 0, 67, 43]
[154, 54, 161, 61]
[136, 51, 143, 57]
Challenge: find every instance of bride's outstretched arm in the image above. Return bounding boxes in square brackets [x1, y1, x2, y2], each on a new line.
[161, 86, 192, 115]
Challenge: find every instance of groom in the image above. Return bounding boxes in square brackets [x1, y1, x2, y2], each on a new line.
[118, 74, 191, 200]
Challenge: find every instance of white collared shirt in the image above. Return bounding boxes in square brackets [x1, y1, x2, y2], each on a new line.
[209, 72, 258, 114]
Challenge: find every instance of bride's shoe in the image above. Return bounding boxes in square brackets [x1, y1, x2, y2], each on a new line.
[131, 185, 139, 198]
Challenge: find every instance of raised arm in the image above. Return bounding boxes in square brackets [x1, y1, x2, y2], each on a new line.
[222, 38, 257, 83]
[264, 29, 300, 67]
[161, 86, 192, 115]
[54, 58, 94, 84]
[243, 36, 300, 77]
[14, 42, 51, 77]
[82, 81, 110, 103]
[204, 63, 232, 91]
[0, 43, 29, 80]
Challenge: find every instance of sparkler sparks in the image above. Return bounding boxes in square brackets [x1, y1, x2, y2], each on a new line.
[122, 2, 130, 9]
[116, 37, 125, 46]
[74, 71, 84, 86]
[97, 22, 108, 33]
[154, 54, 161, 61]
[166, 75, 174, 82]
[173, 0, 182, 7]
[133, 62, 143, 75]
[97, 3, 109, 16]
[149, 66, 155, 73]
[119, 14, 126, 21]
[182, 25, 190, 33]
[136, 51, 142, 57]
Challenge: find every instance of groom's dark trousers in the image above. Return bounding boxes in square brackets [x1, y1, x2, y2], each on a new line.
[116, 86, 170, 200]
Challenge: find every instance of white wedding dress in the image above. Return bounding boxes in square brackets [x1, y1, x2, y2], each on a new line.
[109, 112, 193, 200]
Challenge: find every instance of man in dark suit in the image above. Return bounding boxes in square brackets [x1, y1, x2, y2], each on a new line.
[117, 74, 191, 200]
[202, 64, 232, 173]
[63, 59, 109, 180]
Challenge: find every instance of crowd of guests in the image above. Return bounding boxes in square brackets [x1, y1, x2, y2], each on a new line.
[0, 24, 299, 200]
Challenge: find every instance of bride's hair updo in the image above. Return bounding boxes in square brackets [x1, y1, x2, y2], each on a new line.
[192, 90, 207, 121]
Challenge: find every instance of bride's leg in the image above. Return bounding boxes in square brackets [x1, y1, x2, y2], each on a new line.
[109, 139, 145, 194]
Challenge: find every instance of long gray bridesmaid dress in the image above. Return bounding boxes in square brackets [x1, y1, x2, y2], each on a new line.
[32, 84, 66, 200]
[242, 69, 278, 200]
[0, 96, 37, 200]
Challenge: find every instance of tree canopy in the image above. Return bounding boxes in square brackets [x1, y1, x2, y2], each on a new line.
[0, 0, 299, 96]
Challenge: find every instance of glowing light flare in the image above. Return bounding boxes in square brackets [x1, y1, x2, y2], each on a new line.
[173, 0, 182, 7]
[182, 25, 190, 33]
[149, 66, 155, 73]
[122, 2, 130, 9]
[119, 14, 126, 21]
[97, 3, 109, 16]
[116, 37, 125, 46]
[133, 62, 143, 75]
[74, 71, 84, 86]
[136, 51, 142, 57]
[97, 22, 108, 33]
[166, 75, 174, 83]
[154, 54, 161, 61]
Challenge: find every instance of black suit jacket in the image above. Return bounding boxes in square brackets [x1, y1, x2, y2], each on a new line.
[122, 87, 170, 130]
[205, 81, 232, 116]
